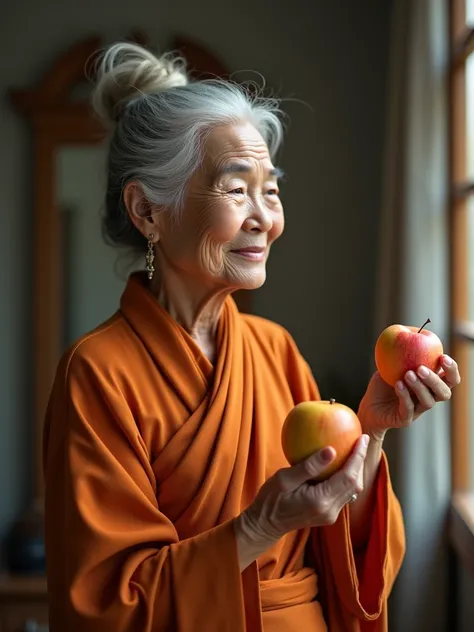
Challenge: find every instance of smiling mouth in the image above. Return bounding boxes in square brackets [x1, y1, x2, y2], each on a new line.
[230, 247, 266, 261]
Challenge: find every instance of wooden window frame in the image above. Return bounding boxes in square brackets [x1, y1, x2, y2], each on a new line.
[449, 0, 474, 576]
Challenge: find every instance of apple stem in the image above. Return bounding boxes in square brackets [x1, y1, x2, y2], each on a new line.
[329, 398, 335, 405]
[417, 318, 431, 334]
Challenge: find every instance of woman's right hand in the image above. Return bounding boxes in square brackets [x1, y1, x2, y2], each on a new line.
[234, 435, 369, 570]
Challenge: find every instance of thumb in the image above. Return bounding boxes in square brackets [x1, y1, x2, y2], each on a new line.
[283, 447, 336, 490]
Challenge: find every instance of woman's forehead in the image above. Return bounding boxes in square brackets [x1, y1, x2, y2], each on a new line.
[203, 123, 271, 166]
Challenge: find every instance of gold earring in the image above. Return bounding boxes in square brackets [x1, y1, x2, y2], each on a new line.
[146, 234, 155, 280]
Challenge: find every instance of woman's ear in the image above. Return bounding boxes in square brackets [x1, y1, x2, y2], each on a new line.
[123, 181, 162, 239]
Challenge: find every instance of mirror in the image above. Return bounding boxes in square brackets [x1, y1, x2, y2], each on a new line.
[57, 144, 139, 347]
[12, 32, 252, 503]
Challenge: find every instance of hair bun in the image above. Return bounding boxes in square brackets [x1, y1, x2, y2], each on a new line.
[91, 42, 188, 125]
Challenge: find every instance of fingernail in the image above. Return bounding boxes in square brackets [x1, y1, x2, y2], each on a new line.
[362, 434, 369, 447]
[320, 447, 333, 462]
[443, 356, 453, 366]
[417, 365, 429, 377]
[406, 371, 417, 383]
[396, 381, 405, 391]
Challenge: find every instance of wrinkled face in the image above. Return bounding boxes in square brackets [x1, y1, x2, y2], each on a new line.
[156, 122, 285, 292]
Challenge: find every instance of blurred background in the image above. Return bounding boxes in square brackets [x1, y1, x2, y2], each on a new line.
[0, 0, 473, 630]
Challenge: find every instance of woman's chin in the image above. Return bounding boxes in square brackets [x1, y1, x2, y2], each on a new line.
[227, 269, 267, 292]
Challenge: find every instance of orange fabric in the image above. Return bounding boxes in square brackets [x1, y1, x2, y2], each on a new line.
[43, 272, 405, 631]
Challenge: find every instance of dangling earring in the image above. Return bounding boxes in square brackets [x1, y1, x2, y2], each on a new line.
[146, 234, 155, 280]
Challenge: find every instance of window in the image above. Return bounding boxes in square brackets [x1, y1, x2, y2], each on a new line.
[449, 0, 474, 575]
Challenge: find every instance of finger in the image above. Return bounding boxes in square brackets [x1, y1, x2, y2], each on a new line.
[338, 436, 367, 501]
[280, 447, 336, 491]
[415, 365, 452, 402]
[320, 435, 368, 499]
[395, 380, 415, 420]
[356, 461, 364, 491]
[404, 371, 436, 410]
[439, 355, 461, 389]
[347, 463, 364, 506]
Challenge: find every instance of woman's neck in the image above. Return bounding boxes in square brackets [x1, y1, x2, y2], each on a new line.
[149, 268, 230, 361]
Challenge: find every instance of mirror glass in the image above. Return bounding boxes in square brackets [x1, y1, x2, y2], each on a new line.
[56, 145, 141, 349]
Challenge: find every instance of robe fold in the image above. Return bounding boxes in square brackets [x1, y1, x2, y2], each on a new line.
[43, 272, 405, 631]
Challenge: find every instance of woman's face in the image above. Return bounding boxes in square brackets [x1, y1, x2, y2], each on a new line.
[155, 122, 285, 293]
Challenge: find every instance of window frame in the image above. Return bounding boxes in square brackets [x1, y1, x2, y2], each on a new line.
[448, 0, 474, 574]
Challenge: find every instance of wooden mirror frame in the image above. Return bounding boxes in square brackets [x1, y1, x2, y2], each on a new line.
[11, 32, 252, 499]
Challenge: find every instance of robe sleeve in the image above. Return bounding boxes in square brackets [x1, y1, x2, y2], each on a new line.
[310, 455, 406, 631]
[43, 351, 247, 632]
[281, 329, 406, 630]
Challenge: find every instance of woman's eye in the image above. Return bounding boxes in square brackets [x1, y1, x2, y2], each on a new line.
[230, 187, 245, 195]
[267, 189, 279, 196]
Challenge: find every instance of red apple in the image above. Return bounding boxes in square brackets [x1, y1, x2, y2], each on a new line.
[374, 318, 444, 387]
[281, 399, 362, 482]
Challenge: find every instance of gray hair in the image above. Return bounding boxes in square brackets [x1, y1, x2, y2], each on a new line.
[90, 42, 286, 252]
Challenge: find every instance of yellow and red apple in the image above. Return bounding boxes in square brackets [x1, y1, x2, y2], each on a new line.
[374, 318, 443, 387]
[281, 399, 362, 482]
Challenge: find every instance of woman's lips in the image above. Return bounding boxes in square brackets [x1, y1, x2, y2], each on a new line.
[230, 247, 266, 261]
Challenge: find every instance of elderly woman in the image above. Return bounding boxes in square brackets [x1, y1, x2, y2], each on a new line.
[43, 43, 460, 632]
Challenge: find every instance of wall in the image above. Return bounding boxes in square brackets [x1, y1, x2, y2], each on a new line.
[0, 0, 392, 539]
[459, 564, 474, 632]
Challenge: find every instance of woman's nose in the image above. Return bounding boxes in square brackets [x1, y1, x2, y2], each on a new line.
[243, 198, 273, 233]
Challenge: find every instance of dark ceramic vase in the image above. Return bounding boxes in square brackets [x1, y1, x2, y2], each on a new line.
[4, 498, 46, 575]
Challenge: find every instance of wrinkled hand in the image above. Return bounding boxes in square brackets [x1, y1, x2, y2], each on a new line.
[239, 435, 369, 545]
[358, 355, 461, 440]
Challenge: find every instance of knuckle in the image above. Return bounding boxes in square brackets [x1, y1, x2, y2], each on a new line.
[305, 453, 330, 478]
[274, 469, 289, 491]
[315, 497, 331, 516]
[343, 471, 358, 488]
[301, 459, 317, 478]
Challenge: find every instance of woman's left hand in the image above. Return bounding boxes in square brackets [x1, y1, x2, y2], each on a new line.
[358, 355, 461, 440]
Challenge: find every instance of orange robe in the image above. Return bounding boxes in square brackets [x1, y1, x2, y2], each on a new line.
[43, 272, 405, 631]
